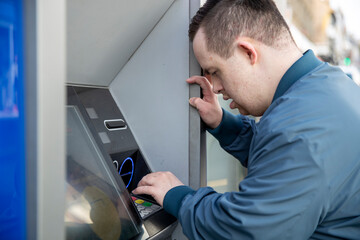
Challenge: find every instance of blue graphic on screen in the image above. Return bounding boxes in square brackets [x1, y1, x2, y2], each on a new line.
[119, 157, 134, 188]
[0, 4, 19, 118]
[0, 0, 26, 239]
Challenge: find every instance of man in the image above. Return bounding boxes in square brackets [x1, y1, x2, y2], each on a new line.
[133, 0, 360, 239]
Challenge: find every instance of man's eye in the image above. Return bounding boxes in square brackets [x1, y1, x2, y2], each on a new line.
[211, 71, 217, 76]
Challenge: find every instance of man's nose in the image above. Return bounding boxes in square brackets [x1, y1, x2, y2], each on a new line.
[212, 79, 223, 94]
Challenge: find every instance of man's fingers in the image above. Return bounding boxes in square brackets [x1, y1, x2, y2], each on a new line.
[132, 185, 153, 196]
[189, 97, 213, 116]
[189, 97, 216, 115]
[137, 173, 157, 187]
[133, 172, 184, 207]
[186, 76, 213, 96]
[189, 97, 202, 109]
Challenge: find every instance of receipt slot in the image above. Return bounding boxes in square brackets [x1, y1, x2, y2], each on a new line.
[65, 86, 177, 240]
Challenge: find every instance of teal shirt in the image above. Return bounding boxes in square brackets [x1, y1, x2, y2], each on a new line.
[164, 50, 360, 239]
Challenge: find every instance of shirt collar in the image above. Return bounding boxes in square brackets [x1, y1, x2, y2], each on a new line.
[272, 49, 323, 103]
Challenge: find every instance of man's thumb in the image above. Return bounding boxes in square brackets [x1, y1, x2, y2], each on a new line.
[189, 97, 200, 108]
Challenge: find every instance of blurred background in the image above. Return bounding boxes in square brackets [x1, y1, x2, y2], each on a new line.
[276, 0, 360, 84]
[204, 0, 360, 193]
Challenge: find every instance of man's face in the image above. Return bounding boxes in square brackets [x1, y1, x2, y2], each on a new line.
[193, 28, 267, 116]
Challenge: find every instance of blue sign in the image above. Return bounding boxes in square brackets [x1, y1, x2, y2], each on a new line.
[0, 0, 26, 239]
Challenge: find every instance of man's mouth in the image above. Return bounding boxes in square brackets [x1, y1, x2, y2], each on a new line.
[222, 95, 237, 109]
[221, 94, 239, 110]
[222, 95, 230, 101]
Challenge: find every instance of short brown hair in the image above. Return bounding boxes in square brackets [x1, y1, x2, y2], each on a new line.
[189, 0, 295, 58]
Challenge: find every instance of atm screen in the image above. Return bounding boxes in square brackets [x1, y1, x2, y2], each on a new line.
[65, 106, 140, 240]
[110, 150, 150, 193]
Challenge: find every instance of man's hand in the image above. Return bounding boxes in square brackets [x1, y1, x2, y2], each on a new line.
[187, 76, 223, 129]
[132, 172, 184, 207]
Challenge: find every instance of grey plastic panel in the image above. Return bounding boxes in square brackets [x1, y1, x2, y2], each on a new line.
[67, 0, 174, 87]
[109, 0, 190, 185]
[188, 0, 205, 190]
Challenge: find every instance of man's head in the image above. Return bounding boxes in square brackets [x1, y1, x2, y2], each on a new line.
[189, 0, 301, 116]
[189, 0, 295, 58]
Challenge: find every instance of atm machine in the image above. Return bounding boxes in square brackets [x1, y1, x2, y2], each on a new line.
[2, 0, 205, 239]
[62, 0, 204, 239]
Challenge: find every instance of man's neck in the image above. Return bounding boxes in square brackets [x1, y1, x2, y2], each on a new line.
[261, 44, 303, 105]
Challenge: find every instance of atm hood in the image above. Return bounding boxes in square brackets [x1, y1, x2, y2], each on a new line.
[66, 0, 175, 87]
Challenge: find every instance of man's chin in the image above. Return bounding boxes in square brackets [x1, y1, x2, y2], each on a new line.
[230, 101, 250, 115]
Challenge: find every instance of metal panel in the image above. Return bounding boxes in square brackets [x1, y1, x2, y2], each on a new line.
[67, 0, 174, 87]
[36, 0, 66, 239]
[109, 0, 190, 185]
[188, 0, 204, 190]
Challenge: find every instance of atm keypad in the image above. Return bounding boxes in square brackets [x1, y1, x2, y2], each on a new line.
[131, 196, 161, 219]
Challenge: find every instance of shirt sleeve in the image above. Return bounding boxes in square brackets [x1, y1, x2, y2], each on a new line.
[207, 109, 256, 167]
[165, 125, 327, 240]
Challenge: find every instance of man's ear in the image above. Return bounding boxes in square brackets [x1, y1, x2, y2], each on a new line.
[236, 40, 257, 65]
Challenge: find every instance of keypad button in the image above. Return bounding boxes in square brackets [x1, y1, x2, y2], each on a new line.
[142, 209, 151, 215]
[135, 199, 144, 204]
[143, 202, 152, 207]
[150, 205, 160, 210]
[136, 205, 145, 210]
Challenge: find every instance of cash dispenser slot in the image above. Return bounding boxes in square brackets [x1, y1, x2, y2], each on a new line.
[66, 86, 177, 240]
[104, 119, 127, 130]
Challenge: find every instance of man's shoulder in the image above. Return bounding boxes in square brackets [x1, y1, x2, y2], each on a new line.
[268, 64, 359, 116]
[257, 63, 360, 145]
